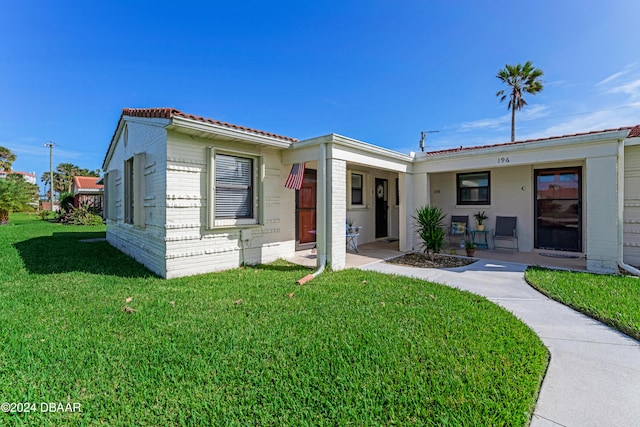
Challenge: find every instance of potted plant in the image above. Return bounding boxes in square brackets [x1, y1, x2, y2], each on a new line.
[464, 240, 477, 257]
[474, 211, 489, 231]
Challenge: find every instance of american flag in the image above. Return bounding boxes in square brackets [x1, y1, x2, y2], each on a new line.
[284, 163, 305, 190]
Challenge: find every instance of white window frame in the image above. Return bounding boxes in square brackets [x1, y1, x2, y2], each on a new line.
[348, 171, 367, 209]
[456, 171, 491, 206]
[123, 153, 146, 227]
[208, 148, 262, 229]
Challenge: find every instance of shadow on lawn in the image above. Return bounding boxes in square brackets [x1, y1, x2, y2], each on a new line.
[254, 262, 312, 273]
[14, 232, 154, 278]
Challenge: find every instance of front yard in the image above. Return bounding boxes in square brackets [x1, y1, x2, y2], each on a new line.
[526, 267, 640, 340]
[0, 214, 548, 426]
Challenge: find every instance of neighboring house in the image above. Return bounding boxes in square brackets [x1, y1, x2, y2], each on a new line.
[40, 201, 60, 212]
[0, 171, 37, 184]
[102, 108, 640, 278]
[72, 176, 104, 213]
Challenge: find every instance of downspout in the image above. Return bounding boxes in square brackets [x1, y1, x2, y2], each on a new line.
[297, 141, 327, 284]
[617, 137, 640, 277]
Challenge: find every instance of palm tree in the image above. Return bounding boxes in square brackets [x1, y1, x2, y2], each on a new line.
[496, 61, 544, 142]
[0, 146, 16, 172]
[56, 163, 81, 194]
[41, 163, 101, 197]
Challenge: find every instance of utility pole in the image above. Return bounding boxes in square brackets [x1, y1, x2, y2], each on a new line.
[44, 142, 54, 209]
[420, 130, 439, 152]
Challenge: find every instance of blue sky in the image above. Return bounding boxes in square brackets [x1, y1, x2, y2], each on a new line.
[2, 1, 640, 191]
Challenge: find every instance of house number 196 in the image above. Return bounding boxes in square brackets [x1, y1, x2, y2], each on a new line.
[498, 157, 510, 164]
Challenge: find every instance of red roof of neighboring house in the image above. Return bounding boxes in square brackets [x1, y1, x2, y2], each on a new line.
[74, 176, 103, 191]
[426, 124, 640, 157]
[121, 108, 298, 142]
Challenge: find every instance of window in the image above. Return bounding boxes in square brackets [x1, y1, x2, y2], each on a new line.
[208, 150, 260, 228]
[214, 154, 253, 218]
[457, 171, 490, 205]
[351, 173, 363, 206]
[124, 158, 134, 224]
[123, 153, 145, 226]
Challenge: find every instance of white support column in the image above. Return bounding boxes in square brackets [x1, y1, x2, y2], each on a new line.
[399, 172, 414, 252]
[327, 157, 347, 270]
[408, 172, 429, 251]
[585, 156, 619, 273]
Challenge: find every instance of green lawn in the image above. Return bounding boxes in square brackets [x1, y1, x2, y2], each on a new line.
[526, 267, 640, 340]
[1, 214, 548, 426]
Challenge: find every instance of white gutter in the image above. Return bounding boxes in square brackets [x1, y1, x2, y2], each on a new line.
[416, 129, 631, 162]
[169, 116, 293, 149]
[297, 141, 327, 284]
[617, 138, 640, 277]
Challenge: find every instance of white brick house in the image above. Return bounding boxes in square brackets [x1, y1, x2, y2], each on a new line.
[102, 108, 640, 278]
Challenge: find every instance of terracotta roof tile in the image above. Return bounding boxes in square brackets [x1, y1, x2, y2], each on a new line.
[426, 125, 640, 156]
[74, 176, 103, 190]
[121, 108, 298, 142]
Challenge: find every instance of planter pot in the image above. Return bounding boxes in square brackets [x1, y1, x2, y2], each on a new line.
[476, 224, 485, 231]
[466, 249, 476, 257]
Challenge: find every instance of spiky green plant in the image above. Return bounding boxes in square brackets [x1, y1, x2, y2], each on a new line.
[414, 205, 446, 261]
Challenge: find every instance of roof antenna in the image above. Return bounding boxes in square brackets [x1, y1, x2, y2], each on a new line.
[420, 130, 439, 152]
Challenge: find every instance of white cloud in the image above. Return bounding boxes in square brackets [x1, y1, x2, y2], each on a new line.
[322, 98, 345, 109]
[606, 78, 640, 101]
[519, 104, 550, 121]
[517, 107, 640, 141]
[452, 113, 509, 131]
[451, 104, 549, 132]
[596, 63, 637, 86]
[544, 80, 573, 88]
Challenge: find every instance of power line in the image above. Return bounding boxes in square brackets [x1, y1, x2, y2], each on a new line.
[438, 102, 640, 133]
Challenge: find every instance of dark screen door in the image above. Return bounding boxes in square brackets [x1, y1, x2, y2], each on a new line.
[375, 178, 388, 238]
[535, 167, 582, 251]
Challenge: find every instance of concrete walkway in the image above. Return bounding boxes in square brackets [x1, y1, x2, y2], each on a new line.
[359, 258, 640, 427]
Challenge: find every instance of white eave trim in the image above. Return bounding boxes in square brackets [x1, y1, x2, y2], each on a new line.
[102, 115, 171, 170]
[168, 116, 293, 148]
[293, 133, 414, 163]
[74, 189, 103, 196]
[626, 135, 640, 146]
[416, 129, 631, 162]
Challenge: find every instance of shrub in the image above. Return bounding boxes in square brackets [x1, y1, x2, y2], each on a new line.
[414, 205, 446, 261]
[0, 207, 8, 225]
[57, 205, 103, 226]
[38, 210, 51, 220]
[59, 193, 75, 214]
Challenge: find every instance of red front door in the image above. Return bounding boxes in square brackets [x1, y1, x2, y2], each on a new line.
[296, 169, 316, 249]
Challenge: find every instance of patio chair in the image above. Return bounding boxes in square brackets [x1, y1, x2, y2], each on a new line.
[447, 215, 469, 246]
[492, 216, 518, 250]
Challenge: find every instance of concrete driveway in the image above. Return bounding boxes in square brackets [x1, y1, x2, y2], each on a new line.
[359, 258, 640, 427]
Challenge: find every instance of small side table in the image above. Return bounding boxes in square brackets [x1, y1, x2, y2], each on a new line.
[470, 229, 490, 249]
